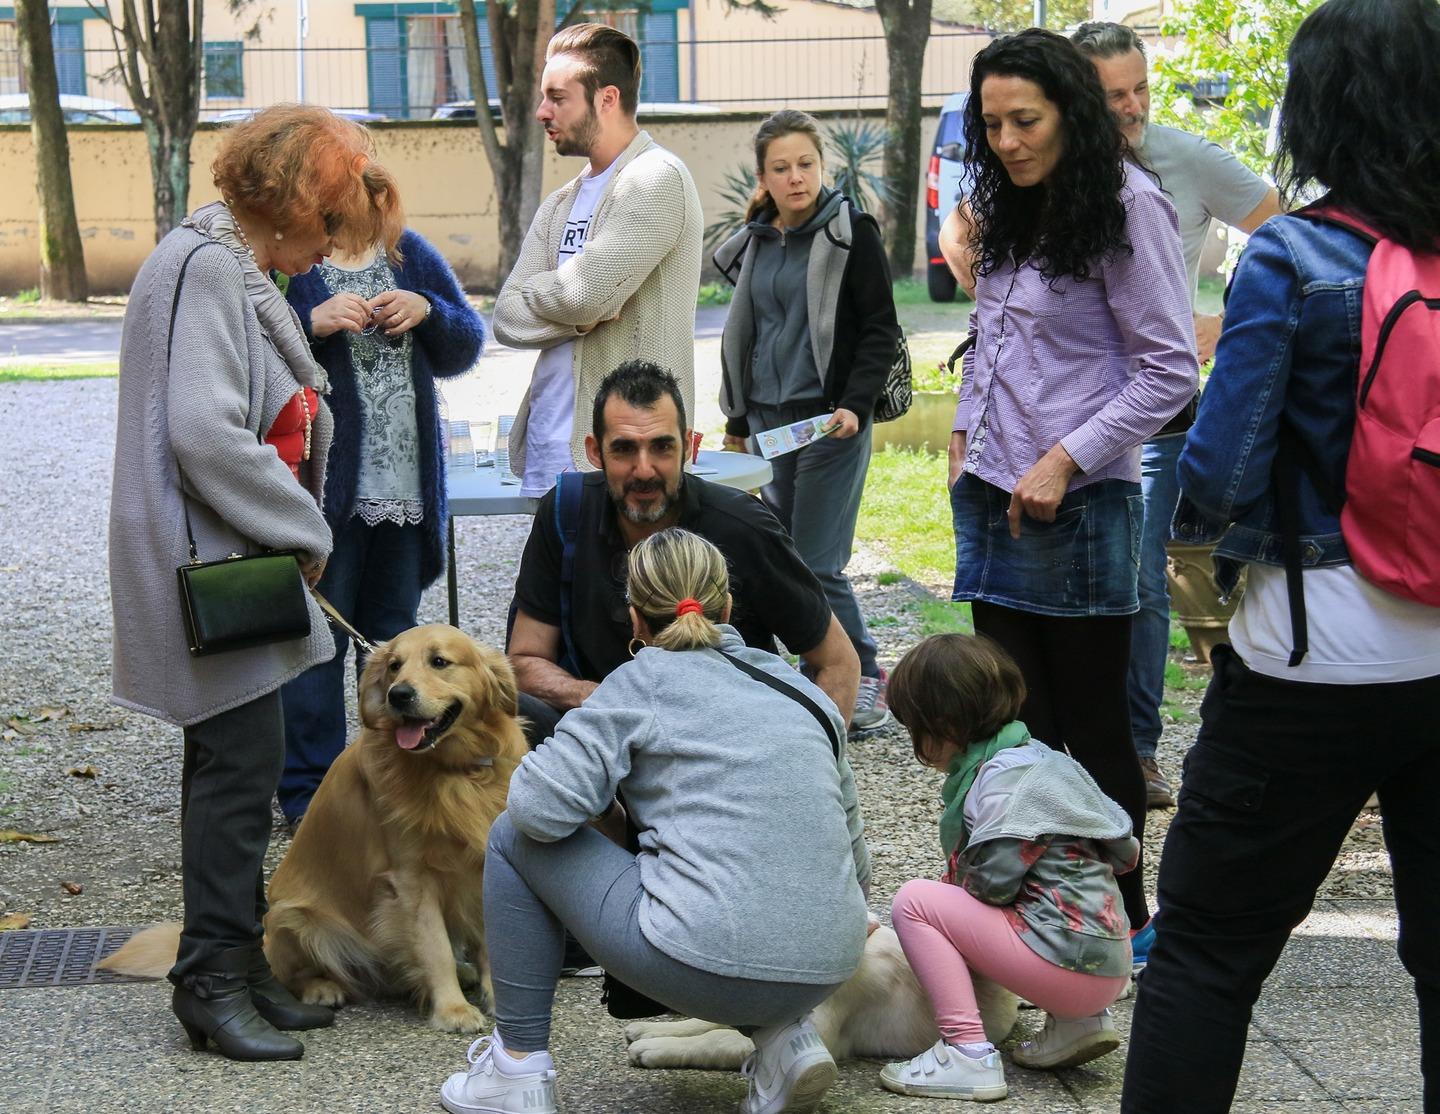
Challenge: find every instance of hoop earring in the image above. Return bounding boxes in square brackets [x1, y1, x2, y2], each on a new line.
[628, 637, 647, 657]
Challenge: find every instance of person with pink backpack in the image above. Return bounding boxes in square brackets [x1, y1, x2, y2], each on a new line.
[1121, 1, 1440, 1109]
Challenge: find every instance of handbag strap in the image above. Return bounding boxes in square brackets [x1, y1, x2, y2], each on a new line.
[715, 650, 840, 761]
[166, 241, 259, 564]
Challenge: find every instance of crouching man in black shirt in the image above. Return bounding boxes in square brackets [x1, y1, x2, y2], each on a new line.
[509, 359, 861, 747]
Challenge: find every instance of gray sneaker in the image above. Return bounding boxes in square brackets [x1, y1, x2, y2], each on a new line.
[850, 670, 891, 734]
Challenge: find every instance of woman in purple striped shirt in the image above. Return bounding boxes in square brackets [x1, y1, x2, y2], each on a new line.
[947, 30, 1198, 945]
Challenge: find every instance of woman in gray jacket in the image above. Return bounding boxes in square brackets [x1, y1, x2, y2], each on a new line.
[715, 109, 902, 736]
[439, 528, 871, 1114]
[109, 106, 402, 1061]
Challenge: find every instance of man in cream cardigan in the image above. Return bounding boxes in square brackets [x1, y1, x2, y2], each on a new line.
[494, 23, 703, 498]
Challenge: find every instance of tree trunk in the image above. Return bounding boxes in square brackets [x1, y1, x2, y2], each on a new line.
[16, 0, 88, 301]
[144, 119, 196, 243]
[147, 0, 201, 239]
[875, 0, 932, 279]
[457, 0, 551, 283]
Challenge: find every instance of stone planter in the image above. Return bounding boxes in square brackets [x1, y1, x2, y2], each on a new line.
[1165, 541, 1244, 665]
[871, 391, 956, 454]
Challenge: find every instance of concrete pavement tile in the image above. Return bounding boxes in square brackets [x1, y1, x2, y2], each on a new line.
[1251, 987, 1418, 1043]
[41, 1053, 303, 1113]
[1341, 1102, 1425, 1113]
[1227, 1104, 1347, 1112]
[1074, 1041, 1334, 1110]
[1269, 933, 1407, 990]
[1284, 1039, 1423, 1104]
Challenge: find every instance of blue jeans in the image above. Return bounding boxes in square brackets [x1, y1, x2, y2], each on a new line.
[1127, 435, 1183, 759]
[277, 517, 424, 821]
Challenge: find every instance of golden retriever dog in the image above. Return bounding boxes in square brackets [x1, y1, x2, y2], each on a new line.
[624, 924, 1018, 1069]
[101, 624, 527, 1033]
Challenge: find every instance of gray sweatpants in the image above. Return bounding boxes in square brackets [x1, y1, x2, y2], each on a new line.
[485, 811, 841, 1051]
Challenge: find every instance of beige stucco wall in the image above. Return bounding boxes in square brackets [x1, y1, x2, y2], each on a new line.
[0, 107, 940, 294]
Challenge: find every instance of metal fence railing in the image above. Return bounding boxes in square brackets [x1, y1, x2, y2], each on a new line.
[0, 30, 994, 123]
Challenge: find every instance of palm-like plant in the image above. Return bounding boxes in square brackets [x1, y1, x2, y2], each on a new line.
[824, 119, 894, 215]
[703, 165, 760, 255]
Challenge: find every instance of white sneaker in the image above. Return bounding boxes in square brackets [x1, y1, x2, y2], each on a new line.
[880, 1039, 1007, 1101]
[740, 1014, 837, 1114]
[439, 1033, 557, 1114]
[849, 671, 892, 734]
[1012, 1008, 1120, 1070]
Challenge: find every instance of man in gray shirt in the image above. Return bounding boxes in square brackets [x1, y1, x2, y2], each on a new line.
[1072, 22, 1282, 808]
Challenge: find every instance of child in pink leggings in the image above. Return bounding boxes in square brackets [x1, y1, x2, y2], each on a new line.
[880, 633, 1138, 1101]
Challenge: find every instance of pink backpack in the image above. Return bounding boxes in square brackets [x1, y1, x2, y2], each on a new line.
[1278, 207, 1440, 663]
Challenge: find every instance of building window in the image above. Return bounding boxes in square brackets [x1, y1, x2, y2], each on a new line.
[204, 41, 244, 99]
[0, 22, 22, 96]
[0, 20, 87, 98]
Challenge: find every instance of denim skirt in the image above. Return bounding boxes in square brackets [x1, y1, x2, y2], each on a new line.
[950, 473, 1143, 617]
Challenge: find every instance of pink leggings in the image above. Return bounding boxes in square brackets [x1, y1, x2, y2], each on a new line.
[892, 879, 1130, 1045]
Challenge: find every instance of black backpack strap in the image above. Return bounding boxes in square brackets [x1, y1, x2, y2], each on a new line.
[1273, 425, 1310, 668]
[716, 651, 840, 761]
[554, 471, 585, 677]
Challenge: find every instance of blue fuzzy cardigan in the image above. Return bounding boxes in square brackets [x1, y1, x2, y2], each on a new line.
[286, 230, 486, 589]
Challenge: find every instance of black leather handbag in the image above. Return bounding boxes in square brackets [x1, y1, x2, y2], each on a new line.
[168, 241, 312, 658]
[177, 550, 310, 657]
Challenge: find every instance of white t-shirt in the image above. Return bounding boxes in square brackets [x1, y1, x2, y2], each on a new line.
[1229, 563, 1440, 684]
[521, 159, 621, 497]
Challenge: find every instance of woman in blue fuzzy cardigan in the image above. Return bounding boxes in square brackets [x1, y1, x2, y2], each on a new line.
[278, 229, 486, 827]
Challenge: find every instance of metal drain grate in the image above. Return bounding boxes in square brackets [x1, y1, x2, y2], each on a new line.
[0, 927, 147, 989]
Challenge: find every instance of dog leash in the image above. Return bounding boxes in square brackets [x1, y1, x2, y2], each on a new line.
[310, 588, 379, 657]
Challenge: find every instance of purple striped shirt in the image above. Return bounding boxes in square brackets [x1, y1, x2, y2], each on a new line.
[954, 162, 1198, 492]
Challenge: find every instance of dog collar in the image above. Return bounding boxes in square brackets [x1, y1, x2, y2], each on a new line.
[460, 758, 494, 772]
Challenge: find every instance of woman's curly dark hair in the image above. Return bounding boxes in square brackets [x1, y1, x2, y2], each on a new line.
[1277, 0, 1440, 251]
[963, 28, 1130, 284]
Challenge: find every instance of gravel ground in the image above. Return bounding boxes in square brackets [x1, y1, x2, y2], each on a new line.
[0, 376, 1400, 1112]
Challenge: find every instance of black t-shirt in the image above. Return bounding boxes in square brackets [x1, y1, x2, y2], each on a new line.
[513, 472, 834, 683]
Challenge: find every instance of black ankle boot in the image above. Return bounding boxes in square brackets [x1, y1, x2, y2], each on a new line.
[246, 949, 334, 1031]
[171, 947, 304, 1061]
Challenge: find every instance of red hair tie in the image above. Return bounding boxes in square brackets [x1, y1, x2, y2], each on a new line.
[675, 598, 704, 618]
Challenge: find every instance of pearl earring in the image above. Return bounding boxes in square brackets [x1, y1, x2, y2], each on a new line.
[274, 230, 284, 240]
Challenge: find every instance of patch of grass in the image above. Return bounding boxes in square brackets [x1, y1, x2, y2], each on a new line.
[0, 362, 118, 383]
[856, 445, 955, 586]
[868, 614, 901, 628]
[914, 598, 973, 636]
[876, 570, 904, 586]
[14, 287, 40, 304]
[1161, 700, 1199, 725]
[1169, 620, 1192, 652]
[697, 282, 733, 306]
[1165, 660, 1210, 693]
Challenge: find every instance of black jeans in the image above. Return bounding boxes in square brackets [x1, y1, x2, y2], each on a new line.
[971, 601, 1149, 929]
[171, 690, 285, 982]
[1122, 645, 1440, 1112]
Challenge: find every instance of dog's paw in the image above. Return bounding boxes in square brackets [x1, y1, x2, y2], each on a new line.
[299, 978, 348, 1008]
[624, 1020, 671, 1045]
[430, 1000, 489, 1033]
[626, 1035, 684, 1068]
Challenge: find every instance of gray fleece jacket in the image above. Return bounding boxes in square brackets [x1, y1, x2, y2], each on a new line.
[505, 626, 870, 985]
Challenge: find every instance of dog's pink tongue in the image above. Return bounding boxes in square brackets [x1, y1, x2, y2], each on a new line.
[395, 723, 427, 750]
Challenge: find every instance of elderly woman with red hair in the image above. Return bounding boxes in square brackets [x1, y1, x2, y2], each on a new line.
[109, 105, 402, 1061]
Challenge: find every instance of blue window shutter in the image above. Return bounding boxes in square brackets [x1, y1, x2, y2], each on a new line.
[366, 17, 406, 118]
[51, 21, 84, 96]
[475, 14, 498, 101]
[639, 11, 678, 103]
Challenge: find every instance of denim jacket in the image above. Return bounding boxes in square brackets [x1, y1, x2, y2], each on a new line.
[1173, 214, 1370, 596]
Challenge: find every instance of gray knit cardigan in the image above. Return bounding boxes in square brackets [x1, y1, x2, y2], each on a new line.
[109, 226, 336, 727]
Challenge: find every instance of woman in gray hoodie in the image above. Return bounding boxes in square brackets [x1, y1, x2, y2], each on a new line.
[439, 528, 871, 1114]
[715, 109, 903, 735]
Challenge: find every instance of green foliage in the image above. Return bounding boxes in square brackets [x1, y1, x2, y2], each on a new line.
[962, 0, 1087, 32]
[824, 119, 893, 215]
[1151, 0, 1323, 176]
[14, 288, 40, 304]
[696, 282, 734, 307]
[876, 570, 904, 586]
[702, 164, 757, 255]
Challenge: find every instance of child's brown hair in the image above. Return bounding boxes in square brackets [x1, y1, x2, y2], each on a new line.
[888, 633, 1027, 764]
